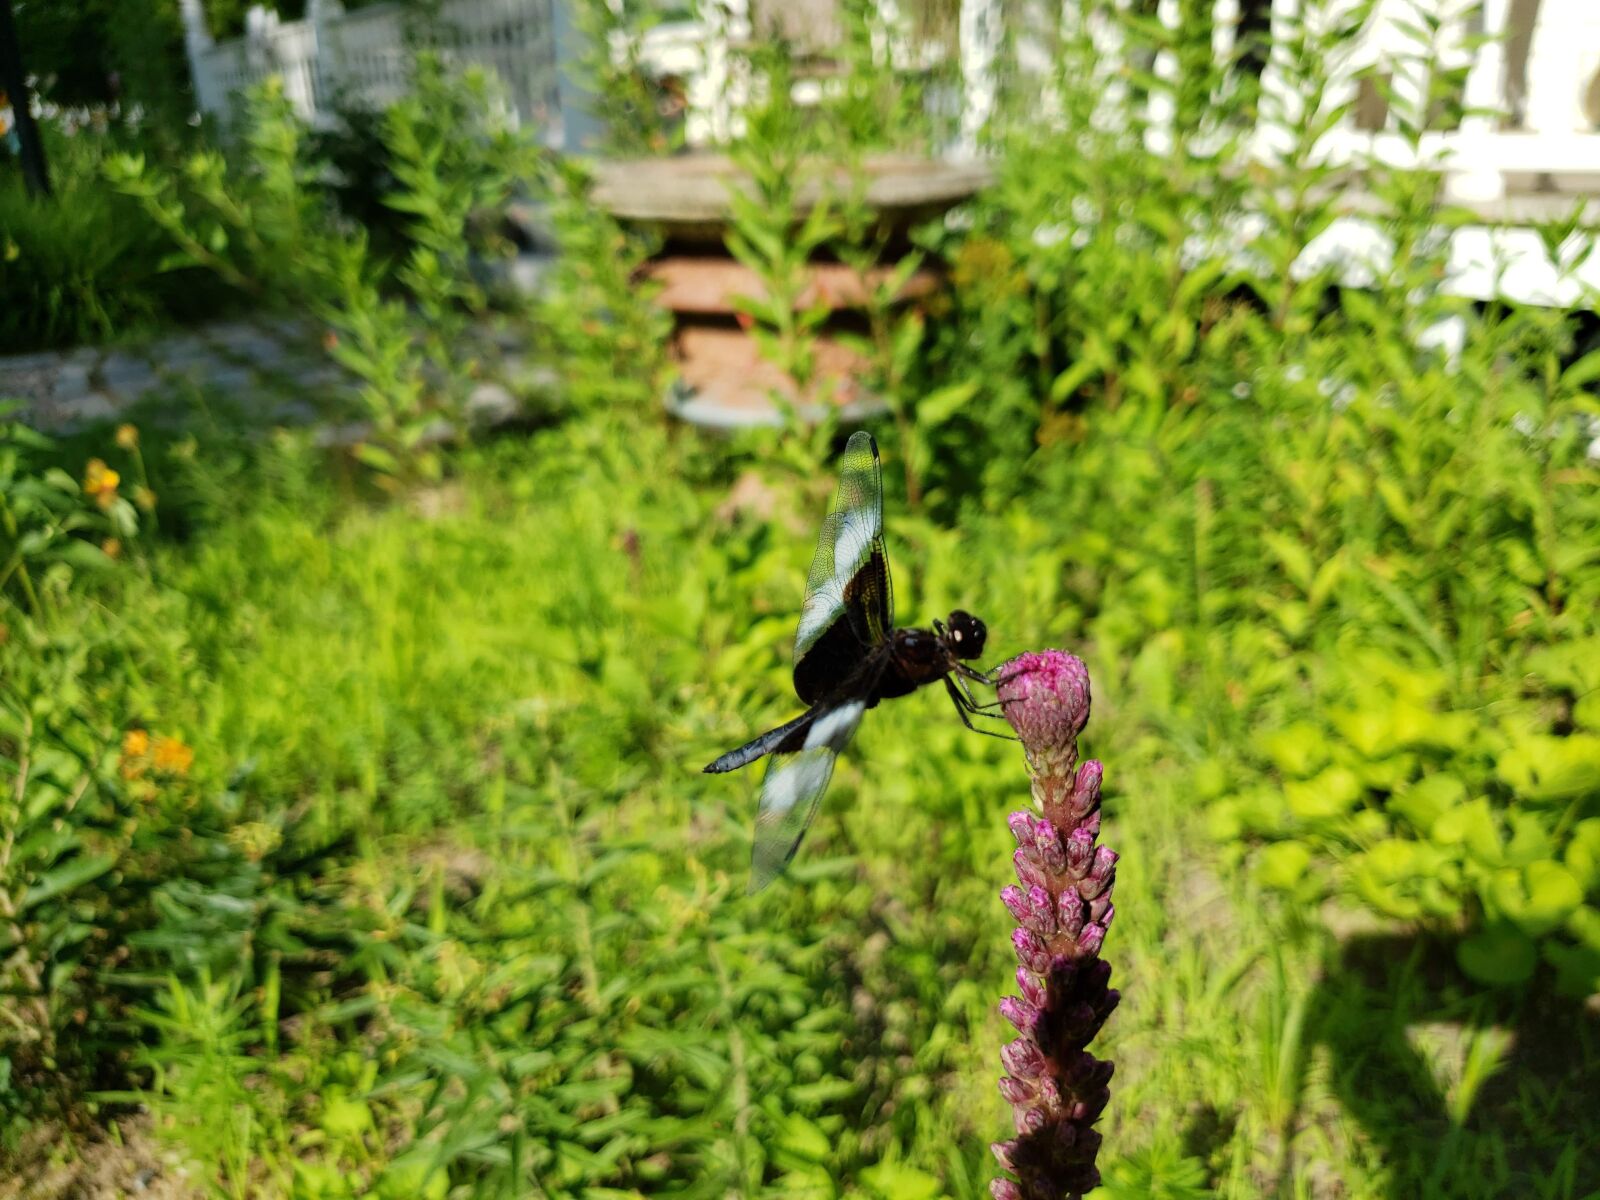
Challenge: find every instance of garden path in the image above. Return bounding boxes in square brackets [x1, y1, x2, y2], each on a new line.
[0, 318, 341, 433]
[0, 316, 541, 438]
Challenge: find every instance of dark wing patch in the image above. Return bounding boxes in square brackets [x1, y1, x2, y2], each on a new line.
[792, 431, 895, 705]
[748, 699, 866, 893]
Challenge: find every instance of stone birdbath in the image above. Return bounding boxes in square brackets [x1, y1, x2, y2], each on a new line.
[589, 153, 991, 429]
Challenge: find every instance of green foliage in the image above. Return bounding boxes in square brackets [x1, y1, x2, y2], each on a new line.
[106, 65, 537, 487]
[0, 408, 137, 615]
[0, 421, 172, 1125]
[12, 0, 192, 119]
[6, 2, 1600, 1196]
[898, 0, 1600, 1003]
[0, 126, 238, 352]
[569, 0, 687, 155]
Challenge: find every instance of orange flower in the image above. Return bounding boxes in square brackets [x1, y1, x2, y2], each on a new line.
[115, 423, 139, 450]
[122, 729, 150, 758]
[152, 735, 194, 776]
[101, 537, 122, 559]
[83, 458, 120, 509]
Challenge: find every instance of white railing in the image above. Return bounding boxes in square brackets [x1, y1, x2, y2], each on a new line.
[950, 0, 1600, 203]
[182, 0, 1600, 211]
[184, 0, 561, 138]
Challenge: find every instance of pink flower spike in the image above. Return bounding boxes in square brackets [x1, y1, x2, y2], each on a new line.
[991, 650, 1117, 1200]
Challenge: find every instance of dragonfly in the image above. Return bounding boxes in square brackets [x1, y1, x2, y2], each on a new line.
[704, 430, 1010, 892]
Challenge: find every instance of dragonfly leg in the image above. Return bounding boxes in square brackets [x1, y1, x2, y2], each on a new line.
[953, 663, 1021, 713]
[945, 678, 1020, 742]
[951, 671, 1011, 720]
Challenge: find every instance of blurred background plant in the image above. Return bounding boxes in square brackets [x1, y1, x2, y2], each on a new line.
[1, 0, 1599, 1196]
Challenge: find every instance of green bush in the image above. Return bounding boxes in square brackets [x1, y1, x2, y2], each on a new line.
[0, 127, 239, 352]
[830, 1, 1600, 998]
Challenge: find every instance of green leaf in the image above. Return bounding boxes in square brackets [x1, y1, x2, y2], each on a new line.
[860, 1163, 943, 1200]
[23, 853, 115, 911]
[1284, 765, 1362, 823]
[352, 443, 401, 475]
[1332, 703, 1396, 760]
[1257, 841, 1313, 892]
[320, 1094, 375, 1139]
[1486, 862, 1583, 938]
[1456, 924, 1538, 986]
[1262, 531, 1314, 592]
[1542, 940, 1600, 999]
[1256, 721, 1327, 778]
[1564, 818, 1600, 890]
[378, 1151, 449, 1200]
[1433, 797, 1502, 868]
[1390, 774, 1466, 837]
[1574, 694, 1600, 732]
[1495, 734, 1600, 802]
[54, 540, 115, 571]
[1559, 346, 1600, 392]
[916, 380, 979, 427]
[1351, 839, 1451, 921]
[774, 1113, 831, 1164]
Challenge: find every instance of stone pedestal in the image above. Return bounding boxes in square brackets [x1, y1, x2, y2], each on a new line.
[589, 153, 990, 429]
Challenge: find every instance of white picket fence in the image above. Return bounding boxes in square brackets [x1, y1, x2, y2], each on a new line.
[182, 0, 1600, 204]
[953, 0, 1600, 203]
[182, 0, 565, 139]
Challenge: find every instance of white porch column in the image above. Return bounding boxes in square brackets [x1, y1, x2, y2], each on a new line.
[1252, 0, 1302, 161]
[1146, 0, 1182, 154]
[307, 0, 343, 114]
[1450, 0, 1509, 203]
[179, 0, 220, 114]
[551, 0, 605, 152]
[958, 0, 1001, 158]
[1523, 0, 1600, 135]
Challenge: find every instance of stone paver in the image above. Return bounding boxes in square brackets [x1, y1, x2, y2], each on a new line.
[0, 317, 338, 435]
[1, 313, 549, 440]
[99, 354, 160, 396]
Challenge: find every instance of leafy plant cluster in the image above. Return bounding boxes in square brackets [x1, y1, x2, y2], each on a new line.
[0, 124, 242, 354]
[904, 3, 1600, 994]
[102, 62, 548, 488]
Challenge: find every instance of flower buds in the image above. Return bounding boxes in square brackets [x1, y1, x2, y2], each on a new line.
[994, 651, 1118, 1200]
[1012, 928, 1052, 974]
[1000, 996, 1042, 1035]
[1001, 1038, 1047, 1080]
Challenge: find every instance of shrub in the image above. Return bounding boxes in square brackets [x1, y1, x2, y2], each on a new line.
[0, 126, 239, 352]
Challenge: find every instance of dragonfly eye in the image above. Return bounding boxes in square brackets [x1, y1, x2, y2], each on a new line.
[947, 610, 987, 659]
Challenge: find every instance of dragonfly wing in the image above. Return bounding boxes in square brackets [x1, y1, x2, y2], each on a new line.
[749, 699, 866, 892]
[793, 431, 895, 706]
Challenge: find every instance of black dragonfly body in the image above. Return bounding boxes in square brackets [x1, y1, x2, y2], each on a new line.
[704, 431, 1005, 891]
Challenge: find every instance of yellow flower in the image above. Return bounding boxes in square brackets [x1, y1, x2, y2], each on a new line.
[122, 729, 150, 758]
[115, 423, 139, 450]
[152, 736, 194, 776]
[134, 486, 157, 512]
[101, 537, 122, 559]
[83, 458, 120, 509]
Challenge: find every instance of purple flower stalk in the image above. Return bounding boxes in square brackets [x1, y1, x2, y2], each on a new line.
[990, 651, 1119, 1200]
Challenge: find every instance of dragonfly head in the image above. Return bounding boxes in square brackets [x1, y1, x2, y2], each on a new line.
[944, 610, 988, 660]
